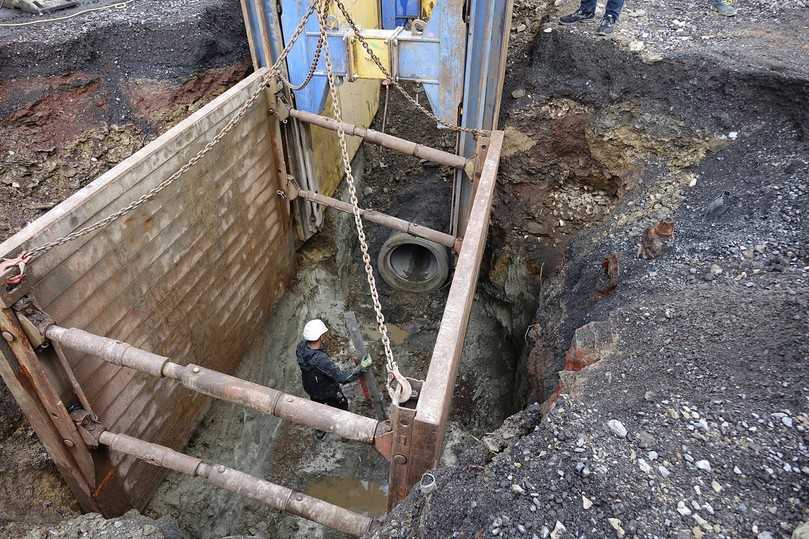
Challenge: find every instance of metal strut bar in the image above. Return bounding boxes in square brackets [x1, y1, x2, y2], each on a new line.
[45, 326, 388, 449]
[288, 108, 472, 173]
[99, 431, 373, 536]
[293, 189, 460, 251]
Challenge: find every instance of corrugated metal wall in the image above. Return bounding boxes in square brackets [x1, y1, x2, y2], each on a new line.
[0, 71, 295, 506]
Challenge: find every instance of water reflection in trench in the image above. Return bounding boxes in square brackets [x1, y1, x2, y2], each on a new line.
[304, 477, 388, 516]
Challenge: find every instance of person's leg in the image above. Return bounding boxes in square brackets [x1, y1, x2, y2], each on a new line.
[580, 0, 597, 13]
[310, 397, 329, 439]
[711, 0, 737, 16]
[604, 0, 624, 19]
[598, 0, 623, 34]
[559, 0, 597, 24]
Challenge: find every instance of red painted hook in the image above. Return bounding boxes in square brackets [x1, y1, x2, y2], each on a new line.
[1, 253, 32, 286]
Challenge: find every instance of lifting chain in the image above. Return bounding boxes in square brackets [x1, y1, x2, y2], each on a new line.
[3, 0, 321, 285]
[276, 17, 326, 91]
[332, 0, 489, 137]
[317, 0, 412, 405]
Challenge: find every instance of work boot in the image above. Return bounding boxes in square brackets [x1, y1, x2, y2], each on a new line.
[597, 13, 617, 35]
[711, 0, 738, 16]
[559, 7, 595, 24]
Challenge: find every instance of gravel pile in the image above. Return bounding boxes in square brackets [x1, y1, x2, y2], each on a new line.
[371, 118, 809, 539]
[21, 510, 187, 539]
[369, 1, 808, 536]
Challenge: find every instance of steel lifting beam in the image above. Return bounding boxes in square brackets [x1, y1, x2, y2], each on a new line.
[288, 108, 470, 171]
[292, 189, 460, 251]
[99, 431, 373, 536]
[386, 131, 504, 508]
[44, 326, 388, 449]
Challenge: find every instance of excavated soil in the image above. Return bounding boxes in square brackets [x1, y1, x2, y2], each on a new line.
[0, 0, 250, 533]
[370, 0, 809, 537]
[0, 0, 250, 241]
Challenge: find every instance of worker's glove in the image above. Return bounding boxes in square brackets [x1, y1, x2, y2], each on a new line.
[360, 353, 373, 369]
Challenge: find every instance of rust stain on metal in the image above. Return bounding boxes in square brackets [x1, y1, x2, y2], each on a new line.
[94, 470, 116, 497]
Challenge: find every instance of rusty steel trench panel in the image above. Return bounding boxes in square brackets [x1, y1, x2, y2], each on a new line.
[0, 70, 295, 511]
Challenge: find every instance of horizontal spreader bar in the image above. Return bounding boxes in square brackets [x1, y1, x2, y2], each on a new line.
[99, 431, 373, 536]
[45, 325, 383, 445]
[289, 108, 470, 170]
[294, 189, 459, 250]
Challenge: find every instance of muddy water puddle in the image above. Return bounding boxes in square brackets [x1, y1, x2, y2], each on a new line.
[304, 477, 388, 516]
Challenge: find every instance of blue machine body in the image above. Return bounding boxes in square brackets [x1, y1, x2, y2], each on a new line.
[275, 0, 466, 128]
[380, 0, 421, 29]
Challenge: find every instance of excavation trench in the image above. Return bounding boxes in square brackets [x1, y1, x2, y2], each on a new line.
[142, 147, 540, 537]
[4, 0, 807, 536]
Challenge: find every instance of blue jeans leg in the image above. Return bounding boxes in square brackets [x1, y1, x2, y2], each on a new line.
[605, 0, 625, 19]
[579, 0, 597, 14]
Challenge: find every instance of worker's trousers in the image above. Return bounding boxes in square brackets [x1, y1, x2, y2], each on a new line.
[313, 391, 349, 411]
[580, 0, 624, 19]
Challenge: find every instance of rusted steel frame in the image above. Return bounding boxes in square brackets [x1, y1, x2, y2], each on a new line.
[99, 431, 373, 537]
[387, 404, 417, 510]
[45, 325, 382, 444]
[295, 189, 460, 251]
[389, 131, 505, 507]
[0, 314, 100, 512]
[52, 341, 97, 419]
[289, 108, 469, 170]
[14, 298, 99, 421]
[0, 306, 132, 516]
[0, 309, 96, 485]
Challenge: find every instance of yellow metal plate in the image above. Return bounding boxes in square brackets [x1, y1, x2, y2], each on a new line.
[350, 34, 390, 80]
[422, 0, 436, 20]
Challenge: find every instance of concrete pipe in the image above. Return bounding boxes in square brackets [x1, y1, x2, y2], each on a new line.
[377, 232, 450, 294]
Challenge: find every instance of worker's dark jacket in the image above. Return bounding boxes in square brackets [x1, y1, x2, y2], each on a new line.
[296, 341, 359, 402]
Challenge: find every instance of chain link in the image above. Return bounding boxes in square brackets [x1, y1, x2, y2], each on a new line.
[332, 0, 488, 137]
[18, 0, 320, 265]
[277, 22, 325, 91]
[318, 0, 411, 404]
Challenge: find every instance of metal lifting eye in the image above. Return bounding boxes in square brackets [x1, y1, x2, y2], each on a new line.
[324, 15, 339, 30]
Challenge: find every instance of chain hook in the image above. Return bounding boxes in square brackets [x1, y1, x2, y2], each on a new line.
[1, 252, 32, 286]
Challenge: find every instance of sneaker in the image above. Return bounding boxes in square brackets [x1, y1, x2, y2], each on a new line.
[559, 7, 595, 24]
[711, 0, 737, 16]
[597, 13, 617, 35]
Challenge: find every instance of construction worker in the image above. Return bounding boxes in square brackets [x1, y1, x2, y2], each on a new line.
[558, 0, 624, 35]
[296, 319, 372, 412]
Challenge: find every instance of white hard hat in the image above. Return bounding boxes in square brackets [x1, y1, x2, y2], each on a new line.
[303, 319, 328, 341]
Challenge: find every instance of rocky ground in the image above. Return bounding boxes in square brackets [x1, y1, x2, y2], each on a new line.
[12, 510, 187, 539]
[0, 0, 251, 533]
[370, 0, 809, 538]
[0, 0, 250, 241]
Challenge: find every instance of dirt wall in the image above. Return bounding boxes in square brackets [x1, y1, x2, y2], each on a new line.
[0, 0, 253, 530]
